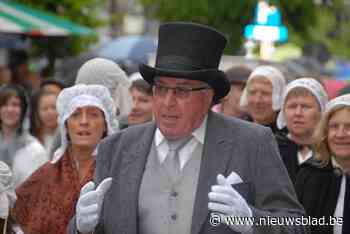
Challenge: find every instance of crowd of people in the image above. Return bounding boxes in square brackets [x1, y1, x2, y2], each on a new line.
[0, 22, 349, 234]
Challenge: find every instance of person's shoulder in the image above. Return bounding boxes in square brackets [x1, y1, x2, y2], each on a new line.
[19, 133, 46, 153]
[15, 160, 51, 192]
[301, 157, 328, 169]
[274, 132, 296, 149]
[14, 136, 48, 166]
[213, 112, 273, 138]
[100, 121, 156, 147]
[298, 158, 333, 177]
[275, 131, 289, 142]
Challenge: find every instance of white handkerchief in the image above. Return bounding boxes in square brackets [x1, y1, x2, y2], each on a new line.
[226, 171, 243, 185]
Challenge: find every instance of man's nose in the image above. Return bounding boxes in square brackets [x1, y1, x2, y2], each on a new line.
[163, 89, 177, 106]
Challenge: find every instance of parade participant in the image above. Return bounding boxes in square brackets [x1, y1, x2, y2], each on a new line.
[0, 84, 47, 186]
[240, 65, 286, 134]
[0, 161, 17, 234]
[276, 78, 328, 183]
[296, 94, 350, 234]
[220, 66, 251, 118]
[70, 22, 306, 234]
[14, 84, 115, 234]
[126, 73, 154, 127]
[29, 90, 58, 151]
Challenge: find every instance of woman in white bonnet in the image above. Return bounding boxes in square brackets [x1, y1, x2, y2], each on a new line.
[275, 77, 328, 183]
[14, 84, 115, 234]
[75, 57, 133, 127]
[296, 94, 350, 234]
[0, 161, 18, 234]
[240, 65, 287, 134]
[48, 58, 133, 158]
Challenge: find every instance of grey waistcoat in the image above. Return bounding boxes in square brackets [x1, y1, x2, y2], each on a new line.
[138, 141, 203, 234]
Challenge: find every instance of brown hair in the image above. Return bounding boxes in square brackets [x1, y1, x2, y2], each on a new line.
[29, 90, 57, 144]
[0, 84, 28, 134]
[284, 87, 321, 111]
[130, 79, 152, 96]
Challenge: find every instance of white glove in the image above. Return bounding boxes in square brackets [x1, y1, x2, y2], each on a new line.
[208, 174, 253, 233]
[76, 177, 112, 233]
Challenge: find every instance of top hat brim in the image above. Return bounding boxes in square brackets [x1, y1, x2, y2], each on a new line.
[139, 63, 230, 102]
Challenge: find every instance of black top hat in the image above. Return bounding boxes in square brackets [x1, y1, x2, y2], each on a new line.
[139, 22, 230, 102]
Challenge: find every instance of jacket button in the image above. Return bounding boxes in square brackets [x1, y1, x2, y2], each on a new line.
[171, 191, 178, 197]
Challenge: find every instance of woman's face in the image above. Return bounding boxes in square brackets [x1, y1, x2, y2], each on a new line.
[284, 93, 321, 139]
[327, 108, 350, 161]
[0, 96, 22, 129]
[38, 94, 58, 130]
[67, 106, 106, 150]
[247, 78, 275, 124]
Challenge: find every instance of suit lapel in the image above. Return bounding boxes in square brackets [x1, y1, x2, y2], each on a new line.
[191, 112, 235, 234]
[115, 123, 156, 234]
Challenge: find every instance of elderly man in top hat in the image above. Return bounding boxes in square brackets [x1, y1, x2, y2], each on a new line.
[69, 22, 307, 234]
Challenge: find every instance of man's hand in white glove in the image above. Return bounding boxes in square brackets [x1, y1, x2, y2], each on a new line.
[208, 173, 253, 233]
[76, 177, 112, 234]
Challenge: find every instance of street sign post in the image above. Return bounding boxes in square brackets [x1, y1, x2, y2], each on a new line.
[244, 1, 288, 60]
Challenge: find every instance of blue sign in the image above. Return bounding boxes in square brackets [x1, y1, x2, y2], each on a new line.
[244, 24, 288, 42]
[244, 1, 288, 42]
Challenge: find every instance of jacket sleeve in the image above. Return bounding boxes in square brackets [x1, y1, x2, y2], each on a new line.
[249, 128, 309, 234]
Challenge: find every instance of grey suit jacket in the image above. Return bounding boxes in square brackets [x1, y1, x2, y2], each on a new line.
[69, 111, 308, 234]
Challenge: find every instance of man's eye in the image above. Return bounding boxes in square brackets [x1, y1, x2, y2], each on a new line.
[176, 87, 188, 94]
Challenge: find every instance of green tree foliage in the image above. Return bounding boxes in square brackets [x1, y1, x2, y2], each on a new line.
[140, 0, 349, 59]
[15, 0, 106, 75]
[306, 1, 350, 59]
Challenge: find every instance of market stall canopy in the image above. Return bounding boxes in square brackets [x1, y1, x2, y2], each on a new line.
[0, 1, 94, 36]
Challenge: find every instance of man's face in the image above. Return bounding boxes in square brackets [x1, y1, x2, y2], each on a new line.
[284, 93, 321, 139]
[247, 78, 275, 124]
[221, 83, 245, 118]
[153, 77, 213, 140]
[128, 87, 154, 125]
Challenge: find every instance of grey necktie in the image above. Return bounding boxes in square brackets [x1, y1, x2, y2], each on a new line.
[163, 136, 192, 180]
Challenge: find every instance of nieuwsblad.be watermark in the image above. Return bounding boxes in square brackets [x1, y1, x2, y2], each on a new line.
[209, 213, 343, 227]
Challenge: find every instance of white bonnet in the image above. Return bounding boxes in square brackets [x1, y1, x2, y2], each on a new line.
[52, 84, 116, 163]
[75, 57, 133, 118]
[129, 72, 143, 82]
[240, 65, 286, 111]
[324, 93, 350, 118]
[277, 78, 328, 129]
[0, 161, 16, 219]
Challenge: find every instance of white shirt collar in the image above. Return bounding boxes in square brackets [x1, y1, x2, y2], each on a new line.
[297, 150, 313, 165]
[155, 115, 208, 146]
